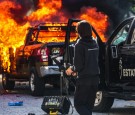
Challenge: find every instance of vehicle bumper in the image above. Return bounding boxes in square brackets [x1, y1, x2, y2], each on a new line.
[40, 66, 60, 77]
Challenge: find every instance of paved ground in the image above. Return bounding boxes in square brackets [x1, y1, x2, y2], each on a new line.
[1, 75, 135, 115]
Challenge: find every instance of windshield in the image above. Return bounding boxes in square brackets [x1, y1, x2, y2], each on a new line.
[37, 30, 77, 43]
[111, 22, 131, 45]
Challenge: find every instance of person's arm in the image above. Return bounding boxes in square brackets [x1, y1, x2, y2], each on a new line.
[74, 44, 84, 73]
[66, 67, 77, 76]
[66, 44, 84, 76]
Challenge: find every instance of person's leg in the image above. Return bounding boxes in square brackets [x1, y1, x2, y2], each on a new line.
[86, 85, 98, 112]
[74, 83, 92, 115]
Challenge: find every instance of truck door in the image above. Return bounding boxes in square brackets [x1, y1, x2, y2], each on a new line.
[106, 17, 135, 84]
[120, 22, 135, 82]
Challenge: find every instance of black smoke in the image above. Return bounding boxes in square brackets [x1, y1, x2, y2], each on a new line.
[62, 0, 132, 34]
[7, 0, 133, 33]
[9, 0, 35, 24]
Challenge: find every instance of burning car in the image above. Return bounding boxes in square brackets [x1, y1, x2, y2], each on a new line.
[2, 22, 77, 96]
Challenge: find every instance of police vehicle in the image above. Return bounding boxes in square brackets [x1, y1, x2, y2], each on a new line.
[64, 17, 135, 112]
[1, 23, 76, 96]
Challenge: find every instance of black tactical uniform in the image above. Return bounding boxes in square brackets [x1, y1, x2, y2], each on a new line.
[74, 37, 100, 115]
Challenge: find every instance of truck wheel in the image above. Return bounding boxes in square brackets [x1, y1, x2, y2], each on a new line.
[2, 74, 15, 90]
[93, 91, 114, 112]
[29, 68, 45, 96]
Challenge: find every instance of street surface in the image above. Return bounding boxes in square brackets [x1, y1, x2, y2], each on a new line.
[0, 75, 135, 115]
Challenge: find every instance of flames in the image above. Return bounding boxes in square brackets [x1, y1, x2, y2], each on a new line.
[0, 0, 109, 71]
[0, 1, 30, 70]
[79, 7, 109, 40]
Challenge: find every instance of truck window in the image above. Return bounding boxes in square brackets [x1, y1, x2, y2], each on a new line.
[37, 30, 77, 43]
[111, 23, 131, 45]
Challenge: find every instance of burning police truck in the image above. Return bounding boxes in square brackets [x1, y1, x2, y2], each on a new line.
[1, 22, 77, 96]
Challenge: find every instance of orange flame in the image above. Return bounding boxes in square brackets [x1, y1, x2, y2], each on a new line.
[0, 1, 30, 70]
[79, 7, 108, 42]
[0, 0, 109, 71]
[27, 0, 72, 26]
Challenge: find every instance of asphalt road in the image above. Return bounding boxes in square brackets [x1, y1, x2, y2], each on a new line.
[0, 75, 135, 115]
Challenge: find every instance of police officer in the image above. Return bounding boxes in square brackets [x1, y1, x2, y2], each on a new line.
[66, 20, 100, 115]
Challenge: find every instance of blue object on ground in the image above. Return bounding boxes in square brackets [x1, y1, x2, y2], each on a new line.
[8, 101, 23, 106]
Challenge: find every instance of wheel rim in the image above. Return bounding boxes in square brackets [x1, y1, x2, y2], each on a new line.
[30, 73, 35, 92]
[94, 91, 103, 106]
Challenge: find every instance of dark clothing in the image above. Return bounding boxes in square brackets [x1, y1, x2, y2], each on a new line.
[74, 37, 100, 78]
[74, 77, 98, 115]
[73, 37, 99, 115]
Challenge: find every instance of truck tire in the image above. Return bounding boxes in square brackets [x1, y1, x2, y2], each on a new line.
[93, 91, 114, 112]
[2, 73, 15, 90]
[29, 67, 45, 96]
